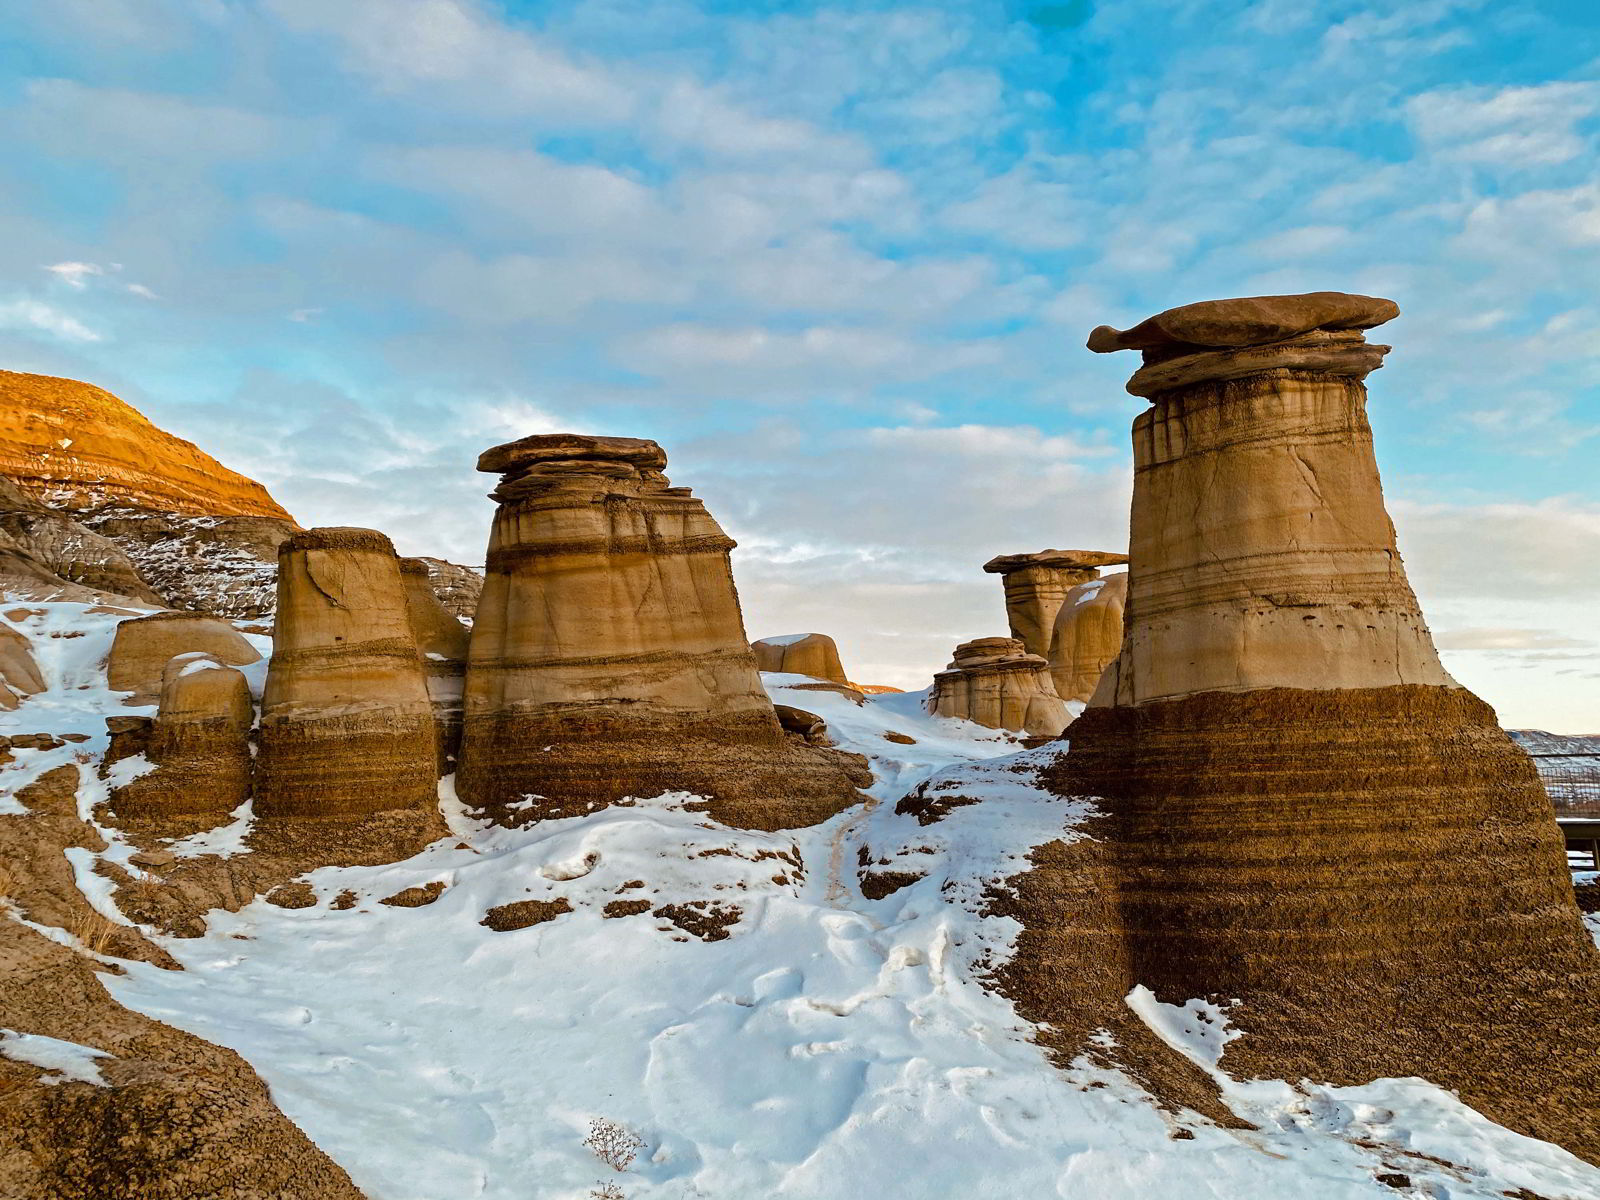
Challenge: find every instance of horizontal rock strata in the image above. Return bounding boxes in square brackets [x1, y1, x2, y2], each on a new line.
[458, 434, 867, 829]
[927, 637, 1071, 739]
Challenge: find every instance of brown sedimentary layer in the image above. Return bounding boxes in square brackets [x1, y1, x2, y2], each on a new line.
[254, 527, 438, 819]
[1037, 685, 1600, 1157]
[459, 433, 866, 827]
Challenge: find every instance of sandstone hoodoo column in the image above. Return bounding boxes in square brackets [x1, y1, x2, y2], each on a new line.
[457, 434, 868, 829]
[982, 550, 1126, 660]
[1048, 570, 1128, 704]
[1038, 291, 1600, 1157]
[927, 636, 1071, 740]
[254, 528, 438, 818]
[400, 556, 471, 775]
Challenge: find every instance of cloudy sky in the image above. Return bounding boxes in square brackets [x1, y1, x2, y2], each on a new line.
[1, 0, 1597, 729]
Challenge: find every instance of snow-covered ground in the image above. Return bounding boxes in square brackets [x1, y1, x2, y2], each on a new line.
[5, 605, 1600, 1199]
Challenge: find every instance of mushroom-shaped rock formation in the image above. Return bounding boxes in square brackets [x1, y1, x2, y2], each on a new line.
[254, 528, 439, 819]
[105, 654, 254, 823]
[106, 611, 261, 706]
[457, 434, 869, 829]
[0, 623, 45, 711]
[751, 632, 849, 684]
[401, 556, 471, 775]
[1048, 570, 1128, 704]
[984, 549, 1127, 660]
[1002, 291, 1600, 1160]
[927, 637, 1071, 739]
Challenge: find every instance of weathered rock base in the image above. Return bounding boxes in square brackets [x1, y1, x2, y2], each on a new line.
[253, 710, 439, 819]
[459, 708, 870, 831]
[1010, 683, 1600, 1161]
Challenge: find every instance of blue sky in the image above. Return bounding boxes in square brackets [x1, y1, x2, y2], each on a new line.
[1, 0, 1597, 728]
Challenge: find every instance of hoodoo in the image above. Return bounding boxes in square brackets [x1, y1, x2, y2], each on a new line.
[982, 550, 1126, 660]
[253, 528, 438, 819]
[1015, 291, 1600, 1158]
[400, 556, 471, 774]
[927, 636, 1071, 739]
[751, 632, 849, 685]
[456, 433, 868, 829]
[1048, 570, 1128, 704]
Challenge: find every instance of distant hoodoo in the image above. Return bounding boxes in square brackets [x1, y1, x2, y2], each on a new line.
[457, 434, 868, 830]
[254, 528, 438, 819]
[751, 632, 850, 685]
[927, 636, 1071, 739]
[400, 557, 471, 775]
[1048, 570, 1128, 704]
[983, 549, 1126, 661]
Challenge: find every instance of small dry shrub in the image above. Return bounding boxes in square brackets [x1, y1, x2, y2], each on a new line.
[584, 1117, 644, 1173]
[590, 1184, 624, 1200]
[68, 907, 118, 957]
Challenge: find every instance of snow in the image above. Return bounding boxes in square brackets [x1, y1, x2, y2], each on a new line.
[4, 602, 1600, 1199]
[0, 1028, 112, 1086]
[756, 632, 818, 647]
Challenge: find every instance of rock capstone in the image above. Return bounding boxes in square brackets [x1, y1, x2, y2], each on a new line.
[253, 528, 438, 819]
[457, 434, 868, 829]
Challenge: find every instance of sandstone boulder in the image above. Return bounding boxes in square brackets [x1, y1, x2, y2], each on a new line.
[927, 637, 1071, 739]
[751, 632, 850, 685]
[1048, 570, 1127, 704]
[1001, 291, 1600, 1162]
[457, 433, 868, 829]
[104, 655, 253, 821]
[254, 528, 438, 819]
[401, 556, 470, 774]
[0, 623, 45, 712]
[106, 612, 260, 707]
[413, 555, 483, 622]
[984, 549, 1127, 660]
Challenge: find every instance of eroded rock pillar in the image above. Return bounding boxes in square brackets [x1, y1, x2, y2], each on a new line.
[1021, 291, 1600, 1159]
[927, 636, 1071, 739]
[983, 550, 1126, 660]
[401, 557, 470, 775]
[458, 434, 867, 829]
[254, 528, 437, 818]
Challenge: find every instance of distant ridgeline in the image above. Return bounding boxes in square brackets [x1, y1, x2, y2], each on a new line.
[1509, 730, 1600, 816]
[0, 368, 479, 619]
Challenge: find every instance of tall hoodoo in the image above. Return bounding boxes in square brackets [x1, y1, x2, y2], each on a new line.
[927, 636, 1071, 739]
[457, 434, 868, 830]
[254, 528, 438, 818]
[1025, 291, 1600, 1157]
[982, 550, 1126, 660]
[400, 556, 471, 775]
[1048, 570, 1127, 704]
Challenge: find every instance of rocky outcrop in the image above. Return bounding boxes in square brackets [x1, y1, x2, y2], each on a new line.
[0, 478, 165, 605]
[751, 632, 849, 684]
[254, 528, 438, 819]
[414, 556, 483, 622]
[926, 637, 1071, 739]
[1048, 570, 1127, 704]
[982, 550, 1126, 660]
[457, 433, 869, 829]
[104, 656, 254, 822]
[401, 556, 470, 773]
[0, 622, 45, 711]
[0, 370, 291, 520]
[106, 612, 260, 707]
[1003, 291, 1600, 1161]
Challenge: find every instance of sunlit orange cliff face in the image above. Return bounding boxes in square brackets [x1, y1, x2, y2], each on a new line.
[0, 369, 295, 522]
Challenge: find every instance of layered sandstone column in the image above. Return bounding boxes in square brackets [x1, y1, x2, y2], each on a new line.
[457, 434, 867, 829]
[254, 528, 438, 818]
[982, 550, 1126, 660]
[1017, 291, 1600, 1158]
[106, 654, 253, 822]
[1048, 570, 1128, 703]
[400, 557, 471, 775]
[927, 637, 1071, 739]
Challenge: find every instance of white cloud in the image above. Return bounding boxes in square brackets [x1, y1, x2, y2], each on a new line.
[1434, 627, 1591, 651]
[1410, 81, 1600, 168]
[0, 298, 102, 342]
[43, 261, 104, 289]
